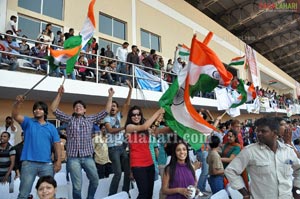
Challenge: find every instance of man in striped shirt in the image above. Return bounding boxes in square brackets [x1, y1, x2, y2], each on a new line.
[51, 85, 114, 199]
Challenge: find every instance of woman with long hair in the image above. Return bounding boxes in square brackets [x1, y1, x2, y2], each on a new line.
[162, 139, 198, 199]
[125, 106, 168, 199]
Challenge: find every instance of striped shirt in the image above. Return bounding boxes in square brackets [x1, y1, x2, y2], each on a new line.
[54, 109, 108, 157]
[0, 144, 15, 177]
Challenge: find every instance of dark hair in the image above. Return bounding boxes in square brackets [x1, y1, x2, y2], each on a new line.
[6, 30, 13, 35]
[254, 117, 280, 135]
[10, 15, 17, 20]
[209, 135, 220, 148]
[165, 141, 195, 184]
[57, 30, 62, 35]
[69, 28, 74, 32]
[73, 100, 86, 109]
[125, 105, 146, 127]
[227, 129, 239, 143]
[1, 131, 11, 138]
[132, 45, 137, 49]
[294, 139, 300, 145]
[35, 176, 57, 190]
[150, 49, 156, 54]
[5, 116, 12, 120]
[33, 101, 48, 120]
[123, 42, 129, 46]
[112, 100, 119, 108]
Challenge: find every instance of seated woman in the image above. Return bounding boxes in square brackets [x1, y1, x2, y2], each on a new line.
[103, 60, 117, 85]
[76, 55, 88, 81]
[162, 140, 199, 199]
[35, 175, 66, 199]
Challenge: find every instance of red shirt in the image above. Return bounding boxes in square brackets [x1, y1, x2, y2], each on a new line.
[128, 132, 153, 167]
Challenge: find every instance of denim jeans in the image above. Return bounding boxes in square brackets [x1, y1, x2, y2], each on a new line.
[17, 161, 54, 199]
[108, 146, 130, 195]
[208, 175, 224, 194]
[62, 69, 76, 79]
[197, 149, 209, 192]
[68, 156, 99, 199]
[132, 164, 155, 199]
[116, 62, 127, 83]
[0, 57, 18, 71]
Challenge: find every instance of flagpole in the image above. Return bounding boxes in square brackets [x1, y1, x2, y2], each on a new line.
[23, 73, 50, 98]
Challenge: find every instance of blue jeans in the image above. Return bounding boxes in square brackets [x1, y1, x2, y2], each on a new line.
[116, 62, 127, 83]
[17, 161, 54, 199]
[197, 149, 209, 192]
[62, 69, 76, 79]
[1, 57, 18, 71]
[68, 156, 99, 199]
[208, 175, 224, 194]
[108, 146, 130, 195]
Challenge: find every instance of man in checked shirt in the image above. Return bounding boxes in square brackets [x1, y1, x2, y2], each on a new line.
[51, 85, 114, 199]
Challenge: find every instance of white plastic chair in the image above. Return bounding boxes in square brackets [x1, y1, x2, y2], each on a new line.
[129, 188, 138, 199]
[153, 178, 162, 199]
[9, 178, 21, 199]
[210, 189, 229, 199]
[227, 186, 243, 199]
[94, 175, 113, 199]
[54, 172, 71, 199]
[102, 191, 129, 199]
[0, 183, 10, 199]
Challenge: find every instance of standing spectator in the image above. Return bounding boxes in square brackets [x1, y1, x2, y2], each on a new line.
[115, 42, 129, 84]
[104, 45, 114, 59]
[161, 140, 198, 199]
[51, 85, 114, 199]
[6, 15, 21, 36]
[37, 23, 54, 44]
[126, 45, 140, 76]
[0, 30, 19, 71]
[64, 28, 74, 40]
[104, 80, 132, 195]
[225, 117, 300, 199]
[0, 116, 18, 146]
[207, 136, 224, 194]
[142, 49, 156, 74]
[92, 123, 112, 179]
[18, 35, 30, 56]
[55, 30, 64, 46]
[139, 51, 147, 65]
[90, 38, 98, 55]
[125, 106, 167, 199]
[12, 97, 61, 199]
[12, 132, 24, 179]
[0, 132, 16, 185]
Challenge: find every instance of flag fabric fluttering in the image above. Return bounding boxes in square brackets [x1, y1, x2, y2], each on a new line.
[178, 44, 190, 57]
[230, 79, 257, 108]
[47, 0, 96, 74]
[48, 36, 82, 74]
[228, 56, 245, 66]
[159, 32, 232, 150]
[135, 67, 169, 92]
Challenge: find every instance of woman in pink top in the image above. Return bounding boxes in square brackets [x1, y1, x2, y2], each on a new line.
[125, 106, 168, 199]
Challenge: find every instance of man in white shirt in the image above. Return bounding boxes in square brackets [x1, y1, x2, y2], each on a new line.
[6, 15, 21, 36]
[115, 42, 129, 84]
[225, 117, 300, 199]
[0, 116, 18, 146]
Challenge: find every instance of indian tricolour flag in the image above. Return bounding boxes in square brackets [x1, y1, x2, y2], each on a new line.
[178, 44, 190, 57]
[230, 79, 257, 108]
[80, 0, 96, 49]
[159, 32, 233, 150]
[47, 0, 96, 74]
[229, 56, 245, 66]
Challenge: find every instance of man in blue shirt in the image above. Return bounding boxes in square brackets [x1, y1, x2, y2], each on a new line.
[12, 96, 61, 199]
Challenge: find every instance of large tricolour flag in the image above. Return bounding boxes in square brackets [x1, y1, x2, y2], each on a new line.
[230, 79, 257, 108]
[80, 0, 96, 49]
[48, 0, 96, 74]
[159, 33, 233, 150]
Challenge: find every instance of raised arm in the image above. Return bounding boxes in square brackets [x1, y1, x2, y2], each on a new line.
[126, 108, 165, 133]
[105, 88, 115, 113]
[122, 79, 133, 116]
[51, 85, 64, 113]
[12, 95, 25, 124]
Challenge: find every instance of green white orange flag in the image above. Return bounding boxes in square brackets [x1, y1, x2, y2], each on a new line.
[159, 32, 232, 150]
[230, 79, 257, 108]
[47, 0, 95, 74]
[229, 56, 245, 66]
[80, 0, 96, 48]
[48, 36, 82, 74]
[178, 44, 190, 57]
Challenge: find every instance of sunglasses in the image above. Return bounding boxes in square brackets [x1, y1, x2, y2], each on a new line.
[131, 113, 141, 117]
